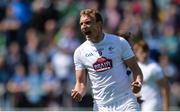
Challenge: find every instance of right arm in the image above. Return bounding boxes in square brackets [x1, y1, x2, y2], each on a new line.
[71, 69, 87, 102]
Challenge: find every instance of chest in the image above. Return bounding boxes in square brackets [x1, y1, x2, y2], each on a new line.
[82, 45, 122, 71]
[85, 44, 119, 58]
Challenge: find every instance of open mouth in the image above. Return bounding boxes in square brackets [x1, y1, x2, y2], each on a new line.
[83, 31, 91, 35]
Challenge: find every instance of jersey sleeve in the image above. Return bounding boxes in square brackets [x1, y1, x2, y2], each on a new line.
[118, 37, 135, 60]
[73, 48, 85, 70]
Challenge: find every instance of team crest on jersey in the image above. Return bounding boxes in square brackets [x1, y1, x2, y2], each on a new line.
[93, 57, 113, 72]
[108, 46, 114, 51]
[97, 48, 104, 56]
[108, 46, 115, 54]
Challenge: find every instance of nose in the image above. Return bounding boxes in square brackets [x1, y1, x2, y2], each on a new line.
[81, 24, 88, 32]
[81, 23, 87, 29]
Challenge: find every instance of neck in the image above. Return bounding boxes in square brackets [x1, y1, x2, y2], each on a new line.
[89, 32, 104, 43]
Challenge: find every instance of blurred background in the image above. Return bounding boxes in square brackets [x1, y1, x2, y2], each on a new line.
[0, 0, 180, 111]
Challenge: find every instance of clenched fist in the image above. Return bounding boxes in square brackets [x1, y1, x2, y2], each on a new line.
[71, 89, 83, 102]
[131, 81, 142, 93]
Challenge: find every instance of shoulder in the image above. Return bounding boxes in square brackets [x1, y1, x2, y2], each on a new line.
[106, 33, 130, 50]
[148, 59, 164, 79]
[148, 59, 162, 71]
[105, 33, 127, 44]
[74, 41, 87, 56]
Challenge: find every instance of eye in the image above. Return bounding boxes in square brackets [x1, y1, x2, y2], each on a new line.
[80, 21, 91, 26]
[85, 21, 91, 24]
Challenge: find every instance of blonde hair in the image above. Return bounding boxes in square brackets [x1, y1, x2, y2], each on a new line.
[80, 9, 103, 23]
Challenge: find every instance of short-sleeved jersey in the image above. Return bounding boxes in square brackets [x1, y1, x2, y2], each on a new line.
[73, 33, 135, 105]
[138, 59, 164, 110]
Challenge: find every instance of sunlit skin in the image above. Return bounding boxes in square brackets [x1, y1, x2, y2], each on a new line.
[80, 15, 104, 43]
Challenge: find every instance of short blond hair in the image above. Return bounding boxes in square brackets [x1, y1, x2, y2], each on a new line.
[80, 9, 103, 23]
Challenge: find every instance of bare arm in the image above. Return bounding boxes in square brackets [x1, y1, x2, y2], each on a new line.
[124, 56, 143, 93]
[157, 77, 169, 111]
[124, 56, 143, 83]
[71, 69, 87, 102]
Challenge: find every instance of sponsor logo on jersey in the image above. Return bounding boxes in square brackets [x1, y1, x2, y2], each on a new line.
[93, 57, 112, 72]
[85, 52, 93, 57]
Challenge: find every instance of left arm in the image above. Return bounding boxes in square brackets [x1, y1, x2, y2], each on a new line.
[124, 56, 143, 93]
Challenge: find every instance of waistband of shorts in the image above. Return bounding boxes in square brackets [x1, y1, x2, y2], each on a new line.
[94, 89, 135, 106]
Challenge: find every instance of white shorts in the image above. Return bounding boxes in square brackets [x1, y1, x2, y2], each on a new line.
[93, 92, 140, 111]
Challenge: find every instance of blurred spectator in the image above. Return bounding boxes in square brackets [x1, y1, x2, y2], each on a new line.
[24, 27, 46, 67]
[51, 47, 73, 107]
[0, 32, 7, 56]
[52, 18, 80, 108]
[7, 64, 28, 108]
[31, 0, 59, 32]
[41, 62, 60, 108]
[43, 19, 57, 47]
[42, 19, 58, 59]
[0, 5, 21, 46]
[159, 54, 178, 83]
[0, 55, 9, 109]
[134, 40, 169, 111]
[103, 0, 122, 33]
[55, 17, 80, 55]
[160, 24, 179, 65]
[6, 41, 27, 76]
[26, 64, 43, 107]
[0, 0, 32, 47]
[0, 55, 8, 84]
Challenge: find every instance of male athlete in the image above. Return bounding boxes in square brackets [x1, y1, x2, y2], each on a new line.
[71, 9, 143, 111]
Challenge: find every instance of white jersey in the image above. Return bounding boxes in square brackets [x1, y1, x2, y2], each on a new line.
[138, 59, 164, 110]
[74, 33, 135, 105]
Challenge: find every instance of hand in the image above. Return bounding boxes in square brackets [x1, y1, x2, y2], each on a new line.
[131, 81, 142, 93]
[71, 89, 83, 102]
